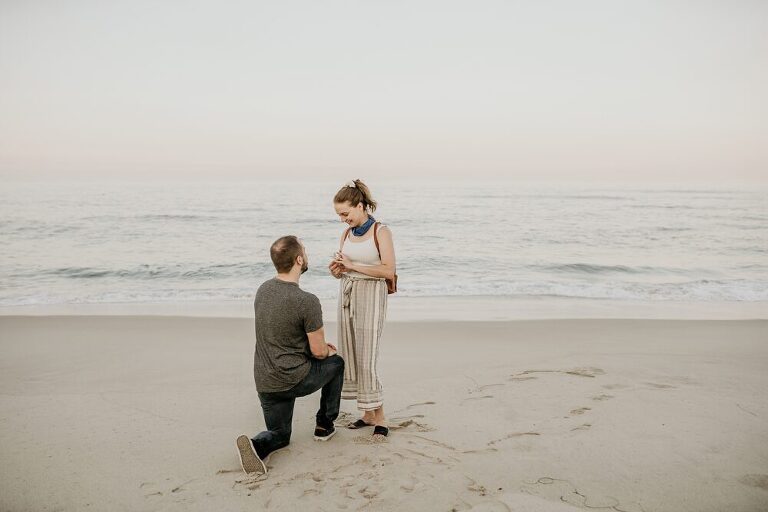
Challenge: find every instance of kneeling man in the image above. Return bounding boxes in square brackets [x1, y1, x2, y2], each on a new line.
[237, 236, 344, 475]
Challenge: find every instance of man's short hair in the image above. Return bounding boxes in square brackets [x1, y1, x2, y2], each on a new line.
[270, 236, 303, 273]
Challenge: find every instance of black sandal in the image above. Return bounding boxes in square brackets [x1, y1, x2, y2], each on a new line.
[347, 419, 375, 429]
[372, 426, 389, 437]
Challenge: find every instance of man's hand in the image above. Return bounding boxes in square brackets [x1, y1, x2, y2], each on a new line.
[308, 329, 340, 359]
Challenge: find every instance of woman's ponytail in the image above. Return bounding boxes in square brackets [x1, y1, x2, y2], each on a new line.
[334, 179, 377, 213]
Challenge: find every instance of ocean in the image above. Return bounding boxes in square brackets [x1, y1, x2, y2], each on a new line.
[1, 181, 766, 307]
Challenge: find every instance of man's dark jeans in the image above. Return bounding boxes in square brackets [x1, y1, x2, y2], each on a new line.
[251, 355, 344, 459]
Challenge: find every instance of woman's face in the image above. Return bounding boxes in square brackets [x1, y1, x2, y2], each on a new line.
[334, 201, 366, 227]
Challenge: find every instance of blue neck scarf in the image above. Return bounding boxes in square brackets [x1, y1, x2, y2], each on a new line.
[352, 216, 376, 237]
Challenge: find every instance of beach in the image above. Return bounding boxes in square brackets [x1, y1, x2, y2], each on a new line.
[1, 315, 766, 511]
[3, 0, 767, 509]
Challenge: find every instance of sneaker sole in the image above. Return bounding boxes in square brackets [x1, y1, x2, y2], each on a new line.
[313, 429, 337, 442]
[236, 435, 267, 475]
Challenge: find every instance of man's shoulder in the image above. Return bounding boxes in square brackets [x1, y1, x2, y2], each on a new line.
[256, 277, 277, 290]
[296, 287, 320, 306]
[254, 279, 318, 305]
[254, 278, 276, 298]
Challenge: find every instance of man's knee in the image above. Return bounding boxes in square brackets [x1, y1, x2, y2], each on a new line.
[331, 354, 345, 373]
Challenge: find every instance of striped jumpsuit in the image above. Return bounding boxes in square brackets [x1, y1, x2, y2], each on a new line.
[337, 227, 388, 411]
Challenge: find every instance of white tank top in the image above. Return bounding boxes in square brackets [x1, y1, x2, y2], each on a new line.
[342, 225, 383, 279]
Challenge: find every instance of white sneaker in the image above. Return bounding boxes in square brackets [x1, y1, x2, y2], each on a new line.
[236, 435, 267, 475]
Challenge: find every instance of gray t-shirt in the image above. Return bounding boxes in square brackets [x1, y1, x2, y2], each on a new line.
[253, 277, 323, 393]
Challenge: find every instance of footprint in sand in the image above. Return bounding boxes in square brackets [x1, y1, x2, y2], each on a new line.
[508, 375, 537, 381]
[571, 423, 591, 431]
[353, 434, 389, 445]
[645, 382, 676, 389]
[569, 407, 591, 416]
[510, 367, 606, 380]
[389, 415, 435, 432]
[140, 478, 198, 497]
[565, 367, 605, 378]
[522, 476, 631, 510]
[335, 411, 357, 425]
[391, 401, 437, 415]
[669, 375, 699, 385]
[139, 482, 165, 498]
[466, 477, 489, 497]
[467, 483, 488, 496]
[405, 401, 436, 409]
[399, 475, 422, 493]
[476, 383, 506, 392]
[287, 472, 324, 484]
[215, 468, 240, 475]
[487, 432, 540, 446]
[739, 474, 768, 490]
[462, 395, 494, 404]
[591, 394, 614, 401]
[233, 472, 268, 491]
[357, 483, 381, 500]
[602, 383, 629, 390]
[465, 502, 512, 512]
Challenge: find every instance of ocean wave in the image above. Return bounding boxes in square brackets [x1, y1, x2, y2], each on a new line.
[528, 263, 681, 275]
[656, 226, 693, 232]
[717, 224, 768, 231]
[39, 263, 274, 280]
[136, 214, 224, 221]
[467, 194, 631, 201]
[82, 214, 224, 222]
[626, 204, 696, 210]
[558, 195, 630, 201]
[1, 221, 82, 237]
[628, 189, 754, 195]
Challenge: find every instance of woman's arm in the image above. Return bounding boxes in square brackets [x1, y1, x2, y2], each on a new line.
[337, 226, 396, 280]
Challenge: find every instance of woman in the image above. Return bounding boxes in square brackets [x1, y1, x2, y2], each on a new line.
[328, 179, 396, 439]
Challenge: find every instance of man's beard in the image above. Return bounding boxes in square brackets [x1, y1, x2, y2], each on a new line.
[301, 263, 308, 274]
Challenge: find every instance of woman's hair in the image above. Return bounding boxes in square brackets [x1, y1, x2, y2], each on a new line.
[334, 179, 377, 213]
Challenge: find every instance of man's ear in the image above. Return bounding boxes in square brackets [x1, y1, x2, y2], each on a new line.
[296, 255, 304, 267]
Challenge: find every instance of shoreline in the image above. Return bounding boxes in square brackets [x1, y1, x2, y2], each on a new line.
[1, 296, 766, 321]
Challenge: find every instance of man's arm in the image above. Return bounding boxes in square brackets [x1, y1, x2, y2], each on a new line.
[307, 327, 337, 359]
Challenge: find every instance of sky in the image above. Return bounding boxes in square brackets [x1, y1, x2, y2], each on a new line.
[0, 0, 766, 184]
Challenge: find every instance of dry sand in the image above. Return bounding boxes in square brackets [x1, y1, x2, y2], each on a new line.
[1, 316, 766, 511]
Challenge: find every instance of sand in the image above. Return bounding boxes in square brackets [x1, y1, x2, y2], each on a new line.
[1, 316, 767, 511]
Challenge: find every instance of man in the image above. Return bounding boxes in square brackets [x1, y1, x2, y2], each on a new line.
[236, 236, 344, 475]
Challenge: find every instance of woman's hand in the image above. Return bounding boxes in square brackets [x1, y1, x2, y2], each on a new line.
[328, 260, 348, 278]
[334, 252, 354, 270]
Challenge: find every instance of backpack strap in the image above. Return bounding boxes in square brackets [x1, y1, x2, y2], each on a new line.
[373, 222, 381, 255]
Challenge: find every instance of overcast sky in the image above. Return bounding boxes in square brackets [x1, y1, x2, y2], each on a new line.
[1, 0, 766, 184]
